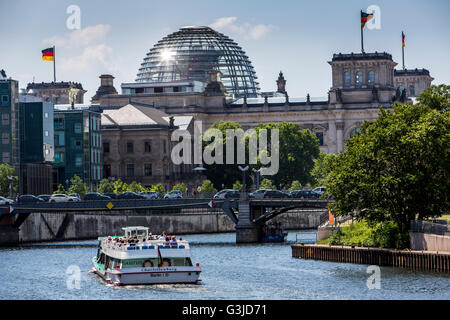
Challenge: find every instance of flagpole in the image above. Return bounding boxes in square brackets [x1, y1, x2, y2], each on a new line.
[360, 10, 364, 53]
[53, 45, 56, 82]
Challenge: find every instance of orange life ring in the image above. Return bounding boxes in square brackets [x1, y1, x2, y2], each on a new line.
[142, 259, 154, 268]
[159, 258, 172, 267]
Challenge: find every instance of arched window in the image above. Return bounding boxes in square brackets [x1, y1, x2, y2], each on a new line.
[344, 71, 351, 84]
[350, 127, 360, 138]
[356, 71, 363, 84]
[368, 71, 375, 83]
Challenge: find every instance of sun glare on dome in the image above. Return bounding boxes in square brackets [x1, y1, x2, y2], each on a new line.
[160, 49, 176, 62]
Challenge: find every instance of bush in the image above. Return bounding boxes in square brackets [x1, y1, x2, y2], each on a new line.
[201, 180, 217, 193]
[289, 180, 302, 192]
[232, 180, 243, 191]
[260, 178, 275, 190]
[173, 182, 187, 194]
[327, 220, 409, 249]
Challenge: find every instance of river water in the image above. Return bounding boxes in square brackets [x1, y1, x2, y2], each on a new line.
[0, 231, 449, 300]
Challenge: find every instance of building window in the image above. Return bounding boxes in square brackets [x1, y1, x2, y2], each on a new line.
[54, 118, 64, 129]
[127, 164, 135, 177]
[45, 130, 49, 137]
[350, 128, 361, 138]
[54, 133, 65, 146]
[144, 141, 152, 153]
[409, 85, 415, 96]
[55, 151, 64, 163]
[368, 71, 375, 84]
[103, 142, 110, 153]
[2, 152, 10, 163]
[356, 71, 363, 84]
[315, 132, 324, 146]
[103, 164, 111, 178]
[144, 164, 152, 176]
[44, 112, 49, 118]
[163, 140, 166, 154]
[75, 155, 83, 167]
[344, 71, 351, 84]
[2, 133, 10, 144]
[127, 142, 134, 153]
[1, 113, 9, 125]
[1, 95, 9, 105]
[74, 123, 82, 133]
[75, 140, 82, 150]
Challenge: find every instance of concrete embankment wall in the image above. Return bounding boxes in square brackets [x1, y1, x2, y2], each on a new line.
[16, 209, 325, 243]
[410, 232, 450, 252]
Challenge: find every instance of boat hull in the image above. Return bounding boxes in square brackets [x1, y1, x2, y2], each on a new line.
[92, 260, 201, 286]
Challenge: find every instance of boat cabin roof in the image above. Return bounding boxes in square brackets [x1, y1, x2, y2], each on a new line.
[122, 226, 149, 238]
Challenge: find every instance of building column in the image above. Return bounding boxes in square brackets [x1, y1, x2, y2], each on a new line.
[327, 120, 337, 154]
[336, 122, 344, 153]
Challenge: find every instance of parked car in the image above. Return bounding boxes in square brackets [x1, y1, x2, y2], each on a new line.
[248, 189, 269, 199]
[312, 187, 326, 196]
[69, 193, 81, 200]
[103, 192, 118, 199]
[49, 194, 80, 202]
[139, 191, 159, 200]
[263, 190, 290, 198]
[290, 190, 320, 199]
[117, 192, 146, 200]
[214, 189, 240, 199]
[0, 196, 14, 205]
[17, 195, 45, 204]
[84, 193, 111, 201]
[164, 190, 183, 199]
[37, 194, 51, 202]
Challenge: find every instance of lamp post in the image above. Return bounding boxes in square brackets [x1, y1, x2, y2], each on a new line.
[238, 165, 249, 192]
[7, 176, 14, 199]
[252, 168, 261, 190]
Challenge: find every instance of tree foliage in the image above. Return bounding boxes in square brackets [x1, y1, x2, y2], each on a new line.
[232, 180, 243, 191]
[326, 100, 450, 234]
[289, 180, 303, 192]
[260, 178, 276, 190]
[113, 179, 128, 194]
[200, 179, 217, 193]
[311, 152, 337, 187]
[0, 163, 17, 197]
[417, 84, 450, 112]
[173, 182, 187, 194]
[67, 175, 88, 195]
[97, 179, 114, 194]
[53, 184, 66, 195]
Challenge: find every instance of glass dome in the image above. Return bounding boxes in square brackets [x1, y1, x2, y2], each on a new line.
[136, 26, 260, 97]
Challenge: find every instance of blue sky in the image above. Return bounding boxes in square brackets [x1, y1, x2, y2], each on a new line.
[0, 0, 449, 99]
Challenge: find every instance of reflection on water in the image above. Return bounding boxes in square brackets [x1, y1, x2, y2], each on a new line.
[0, 230, 449, 300]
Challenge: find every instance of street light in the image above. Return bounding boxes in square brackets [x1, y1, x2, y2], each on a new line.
[7, 176, 14, 198]
[238, 165, 249, 192]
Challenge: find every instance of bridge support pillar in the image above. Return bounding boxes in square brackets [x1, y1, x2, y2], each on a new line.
[0, 215, 19, 245]
[236, 200, 262, 243]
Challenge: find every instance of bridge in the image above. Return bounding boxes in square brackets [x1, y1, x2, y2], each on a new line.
[0, 195, 331, 244]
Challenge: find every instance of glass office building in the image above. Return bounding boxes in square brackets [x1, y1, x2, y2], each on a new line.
[136, 26, 260, 97]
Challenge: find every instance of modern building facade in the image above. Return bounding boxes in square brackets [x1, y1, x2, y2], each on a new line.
[0, 78, 19, 169]
[53, 107, 102, 190]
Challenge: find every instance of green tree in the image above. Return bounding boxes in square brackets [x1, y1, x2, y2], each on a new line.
[67, 175, 88, 195]
[201, 179, 217, 193]
[289, 180, 303, 192]
[232, 180, 243, 191]
[0, 163, 17, 197]
[326, 100, 450, 239]
[53, 184, 66, 195]
[97, 179, 114, 194]
[417, 84, 450, 112]
[260, 178, 276, 190]
[150, 183, 165, 195]
[173, 182, 187, 194]
[252, 122, 320, 188]
[128, 181, 145, 193]
[310, 152, 337, 187]
[113, 179, 128, 194]
[202, 121, 243, 190]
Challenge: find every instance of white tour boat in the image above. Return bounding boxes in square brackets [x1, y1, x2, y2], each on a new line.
[92, 226, 201, 286]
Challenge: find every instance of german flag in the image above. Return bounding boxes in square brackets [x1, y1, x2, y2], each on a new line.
[361, 11, 374, 29]
[42, 47, 54, 61]
[402, 32, 405, 48]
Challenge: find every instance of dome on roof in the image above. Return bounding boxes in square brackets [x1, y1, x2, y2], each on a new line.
[136, 26, 260, 97]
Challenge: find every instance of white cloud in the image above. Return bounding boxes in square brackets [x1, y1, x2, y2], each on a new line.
[43, 24, 111, 48]
[209, 17, 277, 40]
[60, 44, 118, 73]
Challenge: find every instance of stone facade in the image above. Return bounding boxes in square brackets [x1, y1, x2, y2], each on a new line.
[97, 52, 432, 155]
[26, 81, 86, 104]
[394, 68, 434, 98]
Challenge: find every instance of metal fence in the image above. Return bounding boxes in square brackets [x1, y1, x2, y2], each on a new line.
[410, 220, 449, 235]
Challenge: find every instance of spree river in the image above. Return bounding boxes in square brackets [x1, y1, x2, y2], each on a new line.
[0, 231, 449, 300]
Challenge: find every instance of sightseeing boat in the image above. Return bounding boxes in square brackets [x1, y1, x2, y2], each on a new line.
[92, 226, 201, 285]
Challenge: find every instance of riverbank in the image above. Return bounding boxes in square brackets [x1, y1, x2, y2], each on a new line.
[291, 244, 450, 273]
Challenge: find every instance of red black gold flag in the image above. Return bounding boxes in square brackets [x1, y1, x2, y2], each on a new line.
[402, 32, 405, 48]
[361, 11, 374, 29]
[42, 47, 54, 61]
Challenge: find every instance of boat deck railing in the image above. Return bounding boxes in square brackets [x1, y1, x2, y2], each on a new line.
[101, 239, 190, 252]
